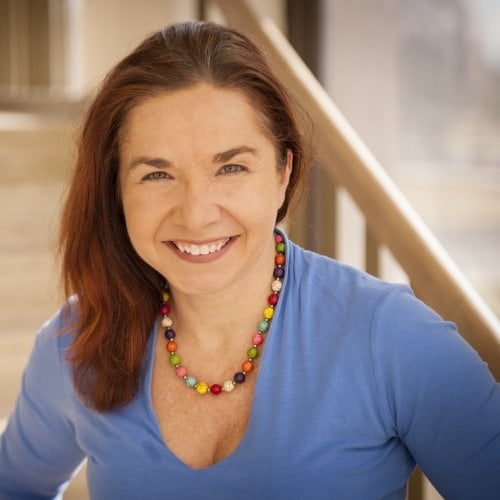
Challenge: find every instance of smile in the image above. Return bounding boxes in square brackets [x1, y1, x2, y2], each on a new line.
[172, 237, 231, 256]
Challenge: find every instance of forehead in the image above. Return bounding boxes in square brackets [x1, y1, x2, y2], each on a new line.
[120, 84, 273, 150]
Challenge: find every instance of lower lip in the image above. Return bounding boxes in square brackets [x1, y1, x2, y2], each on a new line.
[164, 236, 237, 264]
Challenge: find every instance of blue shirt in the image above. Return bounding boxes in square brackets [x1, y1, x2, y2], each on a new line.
[1, 236, 499, 499]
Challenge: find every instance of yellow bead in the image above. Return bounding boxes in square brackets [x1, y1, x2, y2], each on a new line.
[263, 307, 274, 320]
[162, 291, 170, 302]
[196, 382, 209, 395]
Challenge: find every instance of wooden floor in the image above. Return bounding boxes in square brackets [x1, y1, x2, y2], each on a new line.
[1, 111, 499, 499]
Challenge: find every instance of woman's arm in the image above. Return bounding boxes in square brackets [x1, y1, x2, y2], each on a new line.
[371, 288, 500, 498]
[0, 308, 86, 499]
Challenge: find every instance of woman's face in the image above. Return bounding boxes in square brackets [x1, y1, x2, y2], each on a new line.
[119, 84, 291, 296]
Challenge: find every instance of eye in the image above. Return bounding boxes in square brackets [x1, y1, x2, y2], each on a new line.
[142, 171, 171, 182]
[219, 164, 246, 175]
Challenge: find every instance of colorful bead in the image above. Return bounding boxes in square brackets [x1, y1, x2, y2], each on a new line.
[263, 307, 274, 320]
[273, 267, 285, 278]
[210, 384, 222, 395]
[275, 254, 285, 266]
[276, 242, 285, 253]
[166, 341, 177, 352]
[161, 316, 173, 328]
[247, 347, 259, 359]
[160, 304, 171, 315]
[268, 294, 279, 306]
[242, 360, 254, 373]
[169, 353, 181, 366]
[258, 319, 269, 332]
[165, 328, 176, 340]
[196, 382, 209, 395]
[275, 233, 284, 243]
[234, 372, 246, 384]
[185, 375, 197, 388]
[162, 291, 170, 302]
[271, 280, 282, 293]
[175, 366, 187, 378]
[252, 333, 264, 345]
[223, 380, 235, 392]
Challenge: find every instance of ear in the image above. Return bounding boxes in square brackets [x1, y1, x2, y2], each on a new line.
[277, 149, 293, 206]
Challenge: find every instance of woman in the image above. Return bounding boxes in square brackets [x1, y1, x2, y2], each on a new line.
[0, 21, 499, 499]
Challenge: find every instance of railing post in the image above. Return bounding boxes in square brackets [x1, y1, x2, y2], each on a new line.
[408, 467, 425, 499]
[365, 225, 380, 277]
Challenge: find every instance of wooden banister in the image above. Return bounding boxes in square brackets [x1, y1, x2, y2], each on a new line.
[213, 0, 500, 380]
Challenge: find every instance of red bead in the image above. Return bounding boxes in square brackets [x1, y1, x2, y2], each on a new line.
[252, 333, 264, 345]
[210, 384, 222, 395]
[275, 254, 285, 266]
[275, 233, 284, 243]
[268, 294, 279, 306]
[160, 304, 171, 315]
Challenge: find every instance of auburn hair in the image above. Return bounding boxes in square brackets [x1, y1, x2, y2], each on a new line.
[60, 21, 309, 411]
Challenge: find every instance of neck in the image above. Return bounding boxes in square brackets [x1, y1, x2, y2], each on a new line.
[168, 237, 277, 347]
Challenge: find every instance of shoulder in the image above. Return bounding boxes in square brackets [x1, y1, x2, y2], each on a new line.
[25, 298, 80, 396]
[285, 236, 414, 321]
[33, 297, 79, 356]
[282, 235, 475, 368]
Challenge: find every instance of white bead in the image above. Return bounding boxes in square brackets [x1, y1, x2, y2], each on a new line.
[271, 280, 282, 292]
[161, 316, 173, 328]
[222, 380, 235, 392]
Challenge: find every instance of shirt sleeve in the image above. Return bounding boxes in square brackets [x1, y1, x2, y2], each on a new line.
[370, 286, 500, 499]
[0, 307, 86, 499]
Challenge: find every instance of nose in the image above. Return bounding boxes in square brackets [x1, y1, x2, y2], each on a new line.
[171, 181, 221, 230]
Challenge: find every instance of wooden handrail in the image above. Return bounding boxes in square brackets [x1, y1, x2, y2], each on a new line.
[213, 0, 500, 380]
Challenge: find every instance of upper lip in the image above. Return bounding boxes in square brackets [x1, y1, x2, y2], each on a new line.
[169, 237, 231, 245]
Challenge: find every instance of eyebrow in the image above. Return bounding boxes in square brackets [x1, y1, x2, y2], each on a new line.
[212, 146, 258, 164]
[127, 156, 171, 171]
[127, 145, 258, 171]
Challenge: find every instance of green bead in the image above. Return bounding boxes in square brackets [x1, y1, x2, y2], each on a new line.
[258, 320, 269, 332]
[276, 242, 285, 253]
[185, 375, 197, 388]
[169, 353, 181, 366]
[247, 347, 259, 359]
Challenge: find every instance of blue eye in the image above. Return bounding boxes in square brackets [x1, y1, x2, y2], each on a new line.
[143, 171, 170, 181]
[220, 164, 245, 174]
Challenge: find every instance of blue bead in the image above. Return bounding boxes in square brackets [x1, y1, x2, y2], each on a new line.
[164, 328, 176, 340]
[257, 320, 269, 332]
[185, 375, 197, 388]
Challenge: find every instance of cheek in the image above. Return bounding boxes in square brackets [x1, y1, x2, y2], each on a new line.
[121, 194, 160, 248]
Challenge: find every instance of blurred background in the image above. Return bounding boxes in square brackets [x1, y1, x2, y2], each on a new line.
[1, 0, 499, 498]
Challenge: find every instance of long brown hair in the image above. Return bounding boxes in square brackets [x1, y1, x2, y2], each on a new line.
[60, 21, 309, 411]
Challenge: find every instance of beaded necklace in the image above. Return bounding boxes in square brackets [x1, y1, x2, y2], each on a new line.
[160, 232, 286, 395]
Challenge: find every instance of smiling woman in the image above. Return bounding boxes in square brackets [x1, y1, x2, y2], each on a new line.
[0, 20, 499, 500]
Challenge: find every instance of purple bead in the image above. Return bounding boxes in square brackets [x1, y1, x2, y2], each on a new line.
[164, 328, 176, 340]
[234, 372, 246, 384]
[273, 267, 285, 278]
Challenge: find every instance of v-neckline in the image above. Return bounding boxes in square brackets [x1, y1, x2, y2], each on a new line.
[142, 315, 272, 471]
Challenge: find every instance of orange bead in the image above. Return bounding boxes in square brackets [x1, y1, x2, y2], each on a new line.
[166, 341, 177, 352]
[275, 254, 285, 266]
[242, 360, 254, 373]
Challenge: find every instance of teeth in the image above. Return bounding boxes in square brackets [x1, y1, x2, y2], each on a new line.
[175, 238, 230, 256]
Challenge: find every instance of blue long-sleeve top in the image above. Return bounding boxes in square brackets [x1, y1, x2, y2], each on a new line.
[1, 235, 499, 499]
